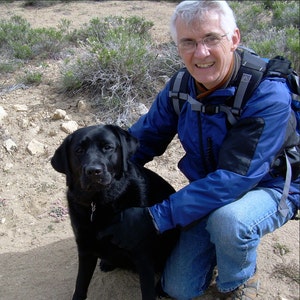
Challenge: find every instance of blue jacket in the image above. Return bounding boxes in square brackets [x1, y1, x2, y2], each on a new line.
[129, 60, 300, 233]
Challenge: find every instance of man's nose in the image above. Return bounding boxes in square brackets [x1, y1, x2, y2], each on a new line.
[194, 42, 210, 57]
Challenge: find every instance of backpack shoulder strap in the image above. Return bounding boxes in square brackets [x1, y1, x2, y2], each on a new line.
[229, 49, 267, 122]
[169, 67, 190, 115]
[169, 49, 268, 122]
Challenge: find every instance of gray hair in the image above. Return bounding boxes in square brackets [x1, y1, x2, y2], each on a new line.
[170, 0, 237, 44]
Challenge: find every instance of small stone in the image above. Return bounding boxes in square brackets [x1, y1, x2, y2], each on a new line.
[0, 106, 8, 123]
[52, 109, 67, 120]
[135, 102, 149, 115]
[60, 120, 78, 134]
[77, 100, 87, 112]
[19, 118, 29, 129]
[3, 139, 17, 153]
[13, 104, 28, 112]
[27, 139, 46, 155]
[3, 163, 13, 171]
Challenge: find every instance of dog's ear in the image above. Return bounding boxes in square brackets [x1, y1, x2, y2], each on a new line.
[51, 134, 73, 186]
[107, 125, 139, 172]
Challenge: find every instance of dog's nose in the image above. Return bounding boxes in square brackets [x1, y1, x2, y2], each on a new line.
[85, 166, 103, 177]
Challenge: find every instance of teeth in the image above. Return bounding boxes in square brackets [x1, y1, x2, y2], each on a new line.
[196, 63, 214, 68]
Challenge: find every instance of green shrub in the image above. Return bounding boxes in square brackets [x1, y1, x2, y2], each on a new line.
[60, 16, 181, 115]
[270, 1, 299, 29]
[243, 26, 299, 72]
[0, 15, 70, 60]
[19, 71, 43, 85]
[229, 1, 271, 35]
[229, 0, 299, 72]
[74, 16, 153, 45]
[0, 1, 299, 123]
[0, 60, 21, 73]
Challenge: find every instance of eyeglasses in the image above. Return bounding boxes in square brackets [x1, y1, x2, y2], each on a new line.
[178, 33, 228, 53]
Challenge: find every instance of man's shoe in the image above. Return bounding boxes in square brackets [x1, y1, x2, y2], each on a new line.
[224, 273, 259, 300]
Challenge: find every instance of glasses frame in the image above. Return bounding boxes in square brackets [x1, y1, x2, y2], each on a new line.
[178, 33, 228, 53]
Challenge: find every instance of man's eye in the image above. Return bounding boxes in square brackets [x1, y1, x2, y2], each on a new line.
[205, 36, 219, 42]
[182, 40, 195, 47]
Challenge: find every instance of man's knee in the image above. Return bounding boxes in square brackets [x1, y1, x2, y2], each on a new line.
[206, 204, 246, 245]
[162, 278, 193, 300]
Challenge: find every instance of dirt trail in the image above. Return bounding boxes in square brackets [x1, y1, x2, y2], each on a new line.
[0, 2, 299, 300]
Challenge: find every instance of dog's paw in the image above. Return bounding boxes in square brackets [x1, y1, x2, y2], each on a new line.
[99, 259, 116, 272]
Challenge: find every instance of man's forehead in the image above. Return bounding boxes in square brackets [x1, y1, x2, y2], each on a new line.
[176, 12, 222, 34]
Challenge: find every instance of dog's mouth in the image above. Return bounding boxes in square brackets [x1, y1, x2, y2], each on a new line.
[80, 170, 113, 191]
[79, 164, 114, 190]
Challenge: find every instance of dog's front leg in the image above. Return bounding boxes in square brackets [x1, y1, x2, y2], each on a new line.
[72, 254, 98, 300]
[134, 252, 157, 300]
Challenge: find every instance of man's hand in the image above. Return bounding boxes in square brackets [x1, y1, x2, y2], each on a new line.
[97, 207, 157, 250]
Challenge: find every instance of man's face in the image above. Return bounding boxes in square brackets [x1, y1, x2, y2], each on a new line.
[176, 13, 240, 89]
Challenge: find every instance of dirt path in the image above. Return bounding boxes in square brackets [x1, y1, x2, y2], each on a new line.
[0, 2, 299, 300]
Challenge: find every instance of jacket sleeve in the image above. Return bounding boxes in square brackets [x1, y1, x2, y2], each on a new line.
[129, 82, 178, 165]
[149, 78, 296, 232]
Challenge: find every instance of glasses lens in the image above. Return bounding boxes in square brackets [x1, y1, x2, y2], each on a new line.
[179, 34, 227, 52]
[203, 35, 223, 47]
[180, 40, 196, 52]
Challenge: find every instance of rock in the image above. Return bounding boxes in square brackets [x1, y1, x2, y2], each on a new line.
[27, 139, 46, 155]
[3, 139, 17, 153]
[60, 120, 78, 134]
[52, 109, 67, 120]
[19, 118, 30, 129]
[3, 163, 13, 172]
[135, 102, 149, 115]
[0, 106, 8, 123]
[13, 104, 28, 112]
[77, 100, 87, 112]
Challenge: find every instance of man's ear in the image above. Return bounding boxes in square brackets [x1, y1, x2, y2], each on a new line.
[231, 28, 241, 51]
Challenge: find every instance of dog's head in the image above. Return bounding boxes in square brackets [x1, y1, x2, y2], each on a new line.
[51, 124, 139, 191]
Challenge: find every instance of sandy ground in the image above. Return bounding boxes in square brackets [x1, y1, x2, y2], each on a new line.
[0, 1, 299, 300]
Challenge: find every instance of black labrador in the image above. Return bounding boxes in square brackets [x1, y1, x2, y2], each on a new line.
[51, 124, 178, 300]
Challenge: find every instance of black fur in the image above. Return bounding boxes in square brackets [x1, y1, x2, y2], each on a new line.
[51, 124, 178, 300]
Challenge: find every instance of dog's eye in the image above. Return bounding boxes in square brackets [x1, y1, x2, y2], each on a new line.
[103, 144, 114, 151]
[75, 146, 85, 154]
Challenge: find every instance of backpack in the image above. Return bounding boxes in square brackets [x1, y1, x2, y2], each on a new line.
[170, 47, 300, 131]
[169, 47, 300, 215]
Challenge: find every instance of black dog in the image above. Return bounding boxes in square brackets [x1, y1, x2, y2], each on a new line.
[51, 124, 178, 300]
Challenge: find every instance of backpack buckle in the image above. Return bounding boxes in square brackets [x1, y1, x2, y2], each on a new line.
[202, 105, 220, 114]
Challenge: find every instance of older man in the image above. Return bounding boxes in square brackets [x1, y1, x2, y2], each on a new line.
[99, 1, 300, 299]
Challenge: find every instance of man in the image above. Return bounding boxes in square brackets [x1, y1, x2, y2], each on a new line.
[99, 1, 300, 299]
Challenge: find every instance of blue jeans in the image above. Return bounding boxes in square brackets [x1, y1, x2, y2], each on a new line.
[161, 187, 297, 300]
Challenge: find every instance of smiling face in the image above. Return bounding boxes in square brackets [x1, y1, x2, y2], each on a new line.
[176, 12, 240, 89]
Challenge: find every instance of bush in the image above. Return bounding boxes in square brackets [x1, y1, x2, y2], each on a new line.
[60, 16, 181, 117]
[59, 4, 299, 122]
[19, 71, 43, 85]
[229, 1, 299, 72]
[0, 60, 21, 73]
[0, 1, 299, 124]
[269, 1, 299, 29]
[0, 15, 70, 60]
[243, 26, 299, 72]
